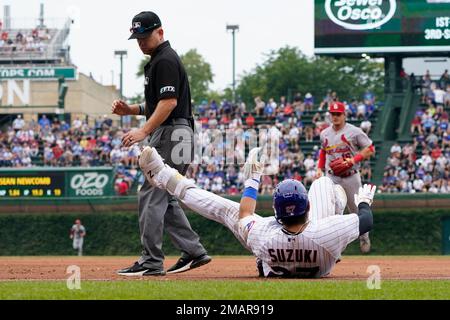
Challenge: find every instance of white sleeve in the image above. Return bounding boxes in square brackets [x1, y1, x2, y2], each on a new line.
[238, 216, 271, 257]
[238, 216, 258, 243]
[312, 214, 360, 259]
[355, 128, 373, 148]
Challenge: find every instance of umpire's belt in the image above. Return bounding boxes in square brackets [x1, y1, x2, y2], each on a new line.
[162, 118, 191, 127]
[328, 169, 357, 178]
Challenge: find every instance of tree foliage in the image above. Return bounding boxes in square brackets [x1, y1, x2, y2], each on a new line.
[237, 46, 384, 107]
[180, 49, 214, 104]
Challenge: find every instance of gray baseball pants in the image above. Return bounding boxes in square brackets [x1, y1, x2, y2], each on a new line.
[138, 123, 206, 269]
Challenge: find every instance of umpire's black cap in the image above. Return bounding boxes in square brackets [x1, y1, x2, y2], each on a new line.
[128, 11, 162, 40]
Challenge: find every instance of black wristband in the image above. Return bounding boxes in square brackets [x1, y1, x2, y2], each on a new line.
[138, 103, 145, 115]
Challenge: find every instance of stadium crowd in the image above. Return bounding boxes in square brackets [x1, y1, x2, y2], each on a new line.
[1, 82, 448, 195]
[1, 114, 143, 196]
[379, 70, 450, 193]
[188, 91, 376, 194]
[0, 25, 52, 53]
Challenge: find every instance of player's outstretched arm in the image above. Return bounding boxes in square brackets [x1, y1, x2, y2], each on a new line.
[347, 144, 375, 166]
[354, 184, 376, 236]
[239, 147, 265, 219]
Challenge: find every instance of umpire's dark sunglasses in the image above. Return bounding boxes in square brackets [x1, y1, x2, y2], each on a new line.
[129, 25, 159, 34]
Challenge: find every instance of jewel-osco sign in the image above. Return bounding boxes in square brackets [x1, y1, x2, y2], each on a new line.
[325, 0, 397, 30]
[315, 0, 450, 55]
[0, 67, 76, 80]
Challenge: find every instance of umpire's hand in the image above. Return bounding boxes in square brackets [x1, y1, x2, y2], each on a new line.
[122, 128, 147, 147]
[112, 100, 132, 116]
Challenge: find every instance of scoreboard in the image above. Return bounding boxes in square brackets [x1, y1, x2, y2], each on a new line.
[0, 171, 64, 198]
[0, 168, 114, 198]
[315, 0, 450, 55]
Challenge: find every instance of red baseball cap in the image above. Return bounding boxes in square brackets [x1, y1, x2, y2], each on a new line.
[329, 102, 345, 113]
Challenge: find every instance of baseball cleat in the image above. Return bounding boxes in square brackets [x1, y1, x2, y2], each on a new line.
[117, 261, 153, 277]
[139, 146, 165, 184]
[166, 254, 212, 274]
[359, 232, 371, 254]
[142, 269, 166, 276]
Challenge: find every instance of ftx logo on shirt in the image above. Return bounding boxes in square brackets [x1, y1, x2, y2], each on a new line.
[160, 86, 175, 94]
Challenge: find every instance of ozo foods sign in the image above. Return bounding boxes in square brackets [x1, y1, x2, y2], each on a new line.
[325, 0, 397, 30]
[69, 172, 113, 197]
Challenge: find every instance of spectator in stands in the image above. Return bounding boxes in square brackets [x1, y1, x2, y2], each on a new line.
[264, 98, 276, 120]
[422, 112, 436, 134]
[303, 154, 315, 172]
[360, 117, 372, 134]
[72, 117, 83, 130]
[426, 132, 439, 148]
[356, 101, 366, 120]
[292, 93, 304, 117]
[38, 115, 51, 129]
[208, 111, 218, 129]
[390, 143, 402, 157]
[245, 113, 255, 128]
[411, 115, 423, 135]
[1, 30, 7, 42]
[413, 176, 425, 193]
[15, 31, 24, 44]
[304, 125, 314, 142]
[319, 89, 334, 111]
[288, 124, 300, 147]
[254, 96, 265, 116]
[422, 70, 432, 90]
[345, 99, 357, 119]
[360, 161, 372, 181]
[12, 115, 25, 132]
[439, 69, 449, 90]
[228, 185, 239, 196]
[444, 85, 450, 107]
[304, 93, 314, 112]
[433, 82, 446, 109]
[102, 115, 113, 129]
[260, 175, 273, 195]
[115, 177, 130, 196]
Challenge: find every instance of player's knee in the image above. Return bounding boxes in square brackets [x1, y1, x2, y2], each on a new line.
[162, 168, 196, 199]
[310, 176, 333, 191]
[333, 184, 347, 215]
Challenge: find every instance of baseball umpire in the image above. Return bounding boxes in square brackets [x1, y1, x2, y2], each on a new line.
[113, 11, 211, 276]
[315, 101, 375, 253]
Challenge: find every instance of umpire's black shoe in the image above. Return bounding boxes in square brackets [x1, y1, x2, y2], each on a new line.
[143, 269, 166, 276]
[167, 254, 212, 274]
[117, 261, 165, 277]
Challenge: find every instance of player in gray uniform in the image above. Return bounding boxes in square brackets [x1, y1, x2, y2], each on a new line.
[70, 219, 86, 256]
[315, 101, 375, 253]
[138, 146, 376, 278]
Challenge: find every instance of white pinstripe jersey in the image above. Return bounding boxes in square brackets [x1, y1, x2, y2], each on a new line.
[243, 214, 359, 278]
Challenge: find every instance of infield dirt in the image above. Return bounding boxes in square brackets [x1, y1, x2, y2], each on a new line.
[1, 256, 449, 281]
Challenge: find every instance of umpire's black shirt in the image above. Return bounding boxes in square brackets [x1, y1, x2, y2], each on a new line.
[143, 41, 192, 122]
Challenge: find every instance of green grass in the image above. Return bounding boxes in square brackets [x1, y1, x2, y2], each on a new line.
[1, 280, 449, 300]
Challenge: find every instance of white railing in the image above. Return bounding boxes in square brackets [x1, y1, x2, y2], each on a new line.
[4, 17, 68, 30]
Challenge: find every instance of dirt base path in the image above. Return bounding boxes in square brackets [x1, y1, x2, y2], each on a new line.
[1, 256, 449, 281]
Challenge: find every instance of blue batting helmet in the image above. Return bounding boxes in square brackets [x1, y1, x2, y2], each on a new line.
[273, 179, 309, 222]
